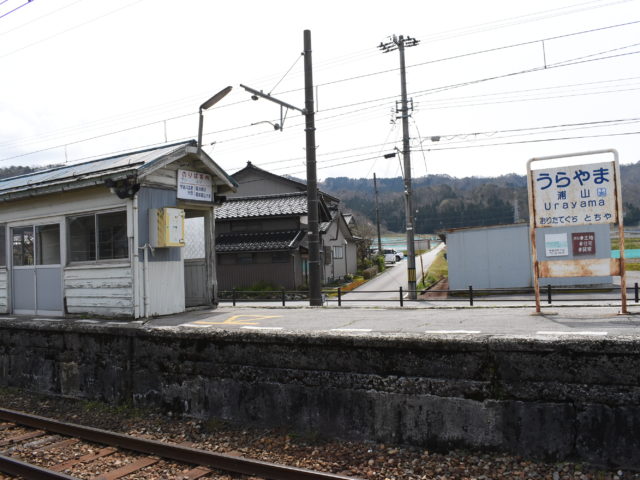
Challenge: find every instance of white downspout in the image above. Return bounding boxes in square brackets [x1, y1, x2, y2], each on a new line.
[131, 196, 140, 318]
[138, 243, 152, 318]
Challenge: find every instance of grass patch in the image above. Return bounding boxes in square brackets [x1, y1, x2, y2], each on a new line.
[612, 237, 640, 250]
[418, 250, 448, 289]
[626, 261, 640, 271]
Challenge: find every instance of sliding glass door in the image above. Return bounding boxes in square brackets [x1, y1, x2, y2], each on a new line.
[12, 224, 62, 315]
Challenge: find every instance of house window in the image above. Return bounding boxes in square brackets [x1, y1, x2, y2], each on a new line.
[333, 245, 344, 259]
[69, 211, 128, 262]
[0, 225, 5, 267]
[271, 252, 289, 264]
[237, 253, 254, 264]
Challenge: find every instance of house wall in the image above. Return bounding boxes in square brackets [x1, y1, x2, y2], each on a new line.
[322, 219, 357, 283]
[0, 187, 133, 317]
[216, 217, 299, 234]
[217, 251, 302, 290]
[0, 269, 7, 314]
[230, 170, 304, 197]
[447, 223, 613, 290]
[136, 186, 185, 316]
[64, 264, 134, 317]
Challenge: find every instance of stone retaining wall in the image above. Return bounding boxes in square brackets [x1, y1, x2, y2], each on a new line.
[0, 321, 639, 468]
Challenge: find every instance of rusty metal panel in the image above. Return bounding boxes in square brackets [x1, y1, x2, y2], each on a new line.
[539, 258, 620, 278]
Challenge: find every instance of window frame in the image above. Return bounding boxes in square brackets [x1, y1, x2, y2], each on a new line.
[67, 209, 129, 265]
[332, 245, 344, 259]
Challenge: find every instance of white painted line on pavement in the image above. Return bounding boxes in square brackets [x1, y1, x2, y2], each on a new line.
[35, 318, 62, 322]
[330, 328, 372, 332]
[425, 330, 481, 334]
[181, 324, 214, 328]
[536, 331, 607, 336]
[241, 326, 283, 331]
[0, 317, 16, 320]
[76, 319, 100, 323]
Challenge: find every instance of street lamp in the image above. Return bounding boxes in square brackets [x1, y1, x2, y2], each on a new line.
[197, 86, 233, 153]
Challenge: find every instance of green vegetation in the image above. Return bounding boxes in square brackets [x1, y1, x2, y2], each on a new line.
[82, 399, 143, 418]
[611, 237, 640, 250]
[418, 250, 448, 289]
[626, 261, 640, 271]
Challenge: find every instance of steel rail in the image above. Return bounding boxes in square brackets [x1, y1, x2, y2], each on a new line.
[0, 407, 358, 480]
[0, 453, 81, 480]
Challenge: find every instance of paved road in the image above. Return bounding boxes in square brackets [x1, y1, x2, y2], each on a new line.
[342, 243, 446, 301]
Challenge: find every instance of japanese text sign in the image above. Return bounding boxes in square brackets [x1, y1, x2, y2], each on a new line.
[571, 232, 596, 255]
[177, 169, 213, 202]
[531, 161, 617, 227]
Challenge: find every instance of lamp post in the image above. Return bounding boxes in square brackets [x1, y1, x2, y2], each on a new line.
[197, 86, 233, 153]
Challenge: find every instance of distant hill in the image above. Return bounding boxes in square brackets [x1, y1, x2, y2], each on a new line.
[0, 165, 44, 180]
[1, 160, 638, 233]
[321, 161, 640, 233]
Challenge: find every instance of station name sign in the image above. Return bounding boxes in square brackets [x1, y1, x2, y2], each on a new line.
[177, 169, 213, 202]
[531, 161, 617, 228]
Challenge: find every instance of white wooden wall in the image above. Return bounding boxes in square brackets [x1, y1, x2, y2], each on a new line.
[0, 269, 7, 314]
[64, 264, 134, 317]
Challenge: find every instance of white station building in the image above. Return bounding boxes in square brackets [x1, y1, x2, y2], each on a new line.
[0, 140, 236, 318]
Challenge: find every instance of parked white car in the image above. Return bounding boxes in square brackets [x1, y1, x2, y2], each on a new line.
[383, 249, 403, 263]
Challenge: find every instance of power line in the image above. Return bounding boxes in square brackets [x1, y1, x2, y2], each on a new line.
[0, 0, 83, 37]
[273, 129, 640, 177]
[3, 30, 639, 164]
[0, 0, 144, 59]
[0, 0, 34, 20]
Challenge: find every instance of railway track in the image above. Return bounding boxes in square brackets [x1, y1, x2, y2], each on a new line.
[0, 408, 358, 480]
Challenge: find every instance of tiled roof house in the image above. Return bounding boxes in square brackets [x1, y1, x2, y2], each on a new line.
[215, 163, 357, 290]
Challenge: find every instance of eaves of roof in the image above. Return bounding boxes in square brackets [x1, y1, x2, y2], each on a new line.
[0, 140, 237, 202]
[216, 229, 305, 253]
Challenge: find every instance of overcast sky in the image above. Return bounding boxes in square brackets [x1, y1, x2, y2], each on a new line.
[1, 0, 639, 181]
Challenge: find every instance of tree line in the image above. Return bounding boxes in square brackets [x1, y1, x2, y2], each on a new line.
[322, 161, 640, 233]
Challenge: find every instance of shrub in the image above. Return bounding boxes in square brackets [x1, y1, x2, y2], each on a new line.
[362, 266, 378, 279]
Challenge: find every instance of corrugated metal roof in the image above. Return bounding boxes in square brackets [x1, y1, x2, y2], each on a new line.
[0, 141, 192, 195]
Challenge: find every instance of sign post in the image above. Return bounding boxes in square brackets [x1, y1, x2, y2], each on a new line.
[527, 149, 627, 313]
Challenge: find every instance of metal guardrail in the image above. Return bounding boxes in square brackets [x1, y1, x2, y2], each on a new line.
[218, 283, 640, 307]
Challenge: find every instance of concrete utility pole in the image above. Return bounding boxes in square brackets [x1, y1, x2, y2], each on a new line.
[373, 173, 383, 254]
[240, 30, 322, 306]
[303, 30, 322, 307]
[379, 34, 420, 299]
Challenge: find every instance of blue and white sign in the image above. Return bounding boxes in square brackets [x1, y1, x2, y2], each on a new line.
[532, 161, 617, 228]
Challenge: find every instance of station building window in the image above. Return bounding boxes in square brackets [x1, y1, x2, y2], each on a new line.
[69, 211, 128, 262]
[12, 226, 34, 266]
